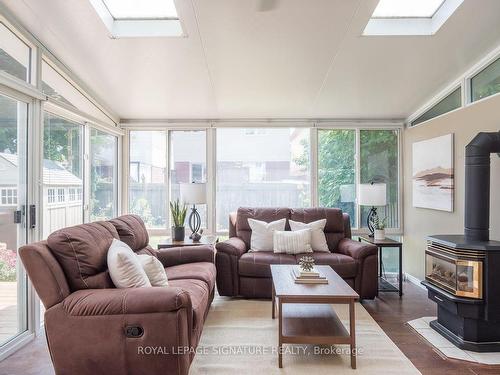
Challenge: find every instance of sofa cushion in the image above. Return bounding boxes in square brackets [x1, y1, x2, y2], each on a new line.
[238, 252, 296, 278]
[108, 215, 150, 252]
[107, 239, 151, 288]
[236, 207, 290, 249]
[165, 262, 216, 291]
[248, 218, 287, 252]
[290, 208, 346, 250]
[47, 221, 119, 291]
[295, 252, 357, 279]
[168, 279, 210, 345]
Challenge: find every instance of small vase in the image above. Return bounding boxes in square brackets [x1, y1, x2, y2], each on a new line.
[172, 226, 185, 241]
[374, 229, 385, 241]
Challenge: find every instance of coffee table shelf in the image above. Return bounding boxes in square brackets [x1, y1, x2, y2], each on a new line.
[281, 304, 350, 345]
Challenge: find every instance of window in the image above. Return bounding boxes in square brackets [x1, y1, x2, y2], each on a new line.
[318, 129, 400, 230]
[102, 0, 178, 19]
[47, 188, 56, 204]
[360, 130, 399, 229]
[471, 57, 500, 102]
[411, 87, 461, 126]
[318, 129, 356, 227]
[372, 0, 445, 18]
[42, 59, 114, 126]
[90, 129, 118, 221]
[69, 187, 76, 202]
[170, 130, 207, 228]
[129, 131, 167, 228]
[0, 22, 31, 82]
[42, 113, 84, 238]
[57, 188, 65, 203]
[216, 128, 310, 232]
[0, 188, 17, 205]
[89, 0, 183, 38]
[364, 0, 463, 36]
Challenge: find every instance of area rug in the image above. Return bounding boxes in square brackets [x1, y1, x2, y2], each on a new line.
[190, 296, 421, 374]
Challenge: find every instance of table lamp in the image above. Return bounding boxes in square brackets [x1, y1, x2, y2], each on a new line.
[358, 183, 387, 237]
[180, 182, 206, 241]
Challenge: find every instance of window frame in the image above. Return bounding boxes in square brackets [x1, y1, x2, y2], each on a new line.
[123, 123, 403, 237]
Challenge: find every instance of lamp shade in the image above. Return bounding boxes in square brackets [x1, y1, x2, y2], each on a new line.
[180, 183, 206, 204]
[358, 183, 387, 206]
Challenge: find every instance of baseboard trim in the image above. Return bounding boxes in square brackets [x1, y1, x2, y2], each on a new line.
[405, 273, 426, 290]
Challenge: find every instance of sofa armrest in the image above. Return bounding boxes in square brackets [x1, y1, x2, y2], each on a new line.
[157, 245, 214, 267]
[62, 287, 191, 316]
[215, 237, 247, 257]
[337, 238, 377, 260]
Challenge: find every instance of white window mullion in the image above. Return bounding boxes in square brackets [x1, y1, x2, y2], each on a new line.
[83, 123, 91, 223]
[206, 126, 216, 235]
[310, 126, 318, 207]
[355, 128, 361, 230]
[165, 130, 171, 231]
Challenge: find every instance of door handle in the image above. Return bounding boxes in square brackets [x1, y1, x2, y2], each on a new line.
[29, 205, 36, 229]
[13, 210, 22, 224]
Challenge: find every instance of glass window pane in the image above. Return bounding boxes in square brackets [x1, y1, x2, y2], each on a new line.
[90, 129, 118, 221]
[0, 93, 28, 345]
[360, 129, 399, 229]
[216, 128, 310, 232]
[411, 87, 461, 126]
[42, 60, 114, 125]
[170, 131, 207, 229]
[42, 113, 84, 239]
[129, 131, 167, 228]
[0, 22, 30, 82]
[471, 57, 500, 102]
[318, 129, 356, 227]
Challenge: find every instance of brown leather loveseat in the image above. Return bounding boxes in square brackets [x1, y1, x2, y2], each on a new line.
[216, 207, 378, 300]
[19, 215, 215, 375]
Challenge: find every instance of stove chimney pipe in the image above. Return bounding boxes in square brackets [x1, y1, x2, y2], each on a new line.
[464, 131, 500, 242]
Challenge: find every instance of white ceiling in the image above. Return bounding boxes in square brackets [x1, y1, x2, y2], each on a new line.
[2, 0, 500, 120]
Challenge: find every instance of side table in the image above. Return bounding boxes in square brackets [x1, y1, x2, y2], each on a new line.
[358, 235, 403, 297]
[157, 235, 218, 249]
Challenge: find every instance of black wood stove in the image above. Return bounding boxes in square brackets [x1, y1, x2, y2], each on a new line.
[423, 131, 500, 352]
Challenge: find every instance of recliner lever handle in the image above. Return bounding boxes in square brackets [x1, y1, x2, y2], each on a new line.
[125, 325, 144, 338]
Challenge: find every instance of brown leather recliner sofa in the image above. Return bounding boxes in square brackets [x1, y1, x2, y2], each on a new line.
[19, 215, 215, 375]
[216, 207, 378, 300]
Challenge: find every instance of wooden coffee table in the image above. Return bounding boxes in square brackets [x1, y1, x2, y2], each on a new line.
[270, 264, 359, 369]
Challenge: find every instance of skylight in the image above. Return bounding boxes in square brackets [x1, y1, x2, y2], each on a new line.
[102, 0, 178, 20]
[363, 0, 463, 36]
[372, 0, 445, 19]
[89, 0, 183, 37]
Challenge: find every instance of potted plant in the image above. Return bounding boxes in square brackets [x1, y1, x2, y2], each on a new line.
[372, 215, 387, 241]
[170, 199, 187, 241]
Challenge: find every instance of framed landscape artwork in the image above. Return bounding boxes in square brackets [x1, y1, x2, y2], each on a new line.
[412, 134, 454, 212]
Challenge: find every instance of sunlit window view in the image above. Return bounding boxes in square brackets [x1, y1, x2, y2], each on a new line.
[170, 130, 207, 229]
[216, 128, 310, 231]
[129, 130, 167, 228]
[42, 113, 84, 239]
[90, 129, 118, 221]
[0, 93, 28, 346]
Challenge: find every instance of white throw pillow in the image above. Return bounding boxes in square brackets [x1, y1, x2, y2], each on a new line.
[273, 229, 313, 255]
[137, 254, 169, 287]
[107, 239, 151, 288]
[248, 218, 286, 252]
[289, 219, 329, 252]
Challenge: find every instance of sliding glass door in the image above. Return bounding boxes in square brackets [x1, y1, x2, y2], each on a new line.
[0, 93, 28, 346]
